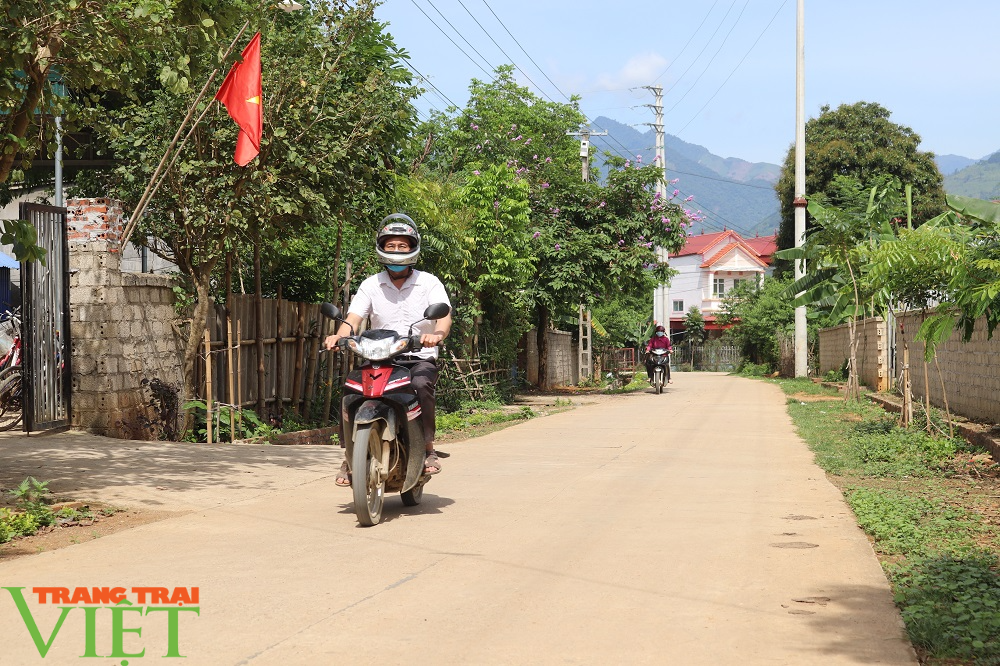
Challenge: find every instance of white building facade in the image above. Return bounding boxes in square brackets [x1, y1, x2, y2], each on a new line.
[657, 230, 776, 340]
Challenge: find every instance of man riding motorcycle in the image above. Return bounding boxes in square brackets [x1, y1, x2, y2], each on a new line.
[645, 324, 673, 385]
[324, 214, 452, 486]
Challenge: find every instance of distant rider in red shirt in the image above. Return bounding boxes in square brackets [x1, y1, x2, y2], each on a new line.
[645, 324, 673, 384]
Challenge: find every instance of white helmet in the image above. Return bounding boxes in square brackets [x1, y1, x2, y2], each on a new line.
[375, 213, 421, 267]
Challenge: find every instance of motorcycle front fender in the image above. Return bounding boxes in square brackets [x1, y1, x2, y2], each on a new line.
[344, 396, 425, 494]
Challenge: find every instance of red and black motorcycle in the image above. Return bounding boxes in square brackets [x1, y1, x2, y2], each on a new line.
[321, 301, 450, 526]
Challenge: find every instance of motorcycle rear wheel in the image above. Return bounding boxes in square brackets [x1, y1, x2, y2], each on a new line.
[0, 367, 23, 431]
[352, 424, 385, 526]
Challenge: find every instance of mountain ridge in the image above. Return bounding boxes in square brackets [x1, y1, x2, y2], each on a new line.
[589, 116, 781, 237]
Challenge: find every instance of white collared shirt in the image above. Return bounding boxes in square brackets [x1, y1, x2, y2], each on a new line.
[347, 269, 452, 360]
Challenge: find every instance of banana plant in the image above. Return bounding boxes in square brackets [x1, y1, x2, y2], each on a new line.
[775, 183, 902, 399]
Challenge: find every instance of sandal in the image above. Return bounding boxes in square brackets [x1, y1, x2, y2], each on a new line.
[424, 451, 442, 475]
[335, 460, 351, 487]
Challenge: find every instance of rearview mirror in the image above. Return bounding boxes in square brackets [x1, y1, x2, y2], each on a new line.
[320, 302, 342, 320]
[423, 303, 450, 321]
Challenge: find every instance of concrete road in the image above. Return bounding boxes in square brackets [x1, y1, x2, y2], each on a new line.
[0, 373, 916, 665]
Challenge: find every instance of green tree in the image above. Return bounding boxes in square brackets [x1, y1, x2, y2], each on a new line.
[871, 195, 1000, 357]
[718, 277, 795, 371]
[405, 65, 584, 184]
[777, 183, 903, 399]
[528, 157, 689, 386]
[774, 102, 945, 274]
[86, 0, 416, 402]
[683, 306, 707, 343]
[403, 69, 691, 387]
[0, 0, 236, 187]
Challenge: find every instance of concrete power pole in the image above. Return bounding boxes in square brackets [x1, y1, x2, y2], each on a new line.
[643, 85, 670, 332]
[793, 0, 808, 377]
[567, 126, 607, 182]
[566, 125, 606, 382]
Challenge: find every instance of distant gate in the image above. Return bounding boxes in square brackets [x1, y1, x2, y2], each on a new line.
[18, 203, 72, 432]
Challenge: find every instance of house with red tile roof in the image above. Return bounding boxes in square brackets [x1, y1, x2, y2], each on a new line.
[653, 230, 777, 339]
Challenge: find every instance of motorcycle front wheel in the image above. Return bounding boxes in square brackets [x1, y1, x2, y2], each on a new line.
[654, 368, 663, 395]
[352, 424, 385, 526]
[401, 481, 424, 506]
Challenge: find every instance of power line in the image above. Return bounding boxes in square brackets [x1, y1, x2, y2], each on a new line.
[454, 0, 559, 104]
[409, 0, 494, 80]
[674, 0, 789, 136]
[666, 0, 751, 115]
[652, 0, 723, 83]
[402, 57, 461, 109]
[657, 0, 739, 97]
[479, 0, 572, 101]
[669, 168, 776, 190]
[424, 0, 499, 78]
[473, 0, 641, 168]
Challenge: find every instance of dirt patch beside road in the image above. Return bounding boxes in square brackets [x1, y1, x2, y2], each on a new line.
[0, 505, 179, 561]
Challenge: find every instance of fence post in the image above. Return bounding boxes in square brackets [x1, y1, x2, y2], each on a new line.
[227, 314, 235, 441]
[204, 328, 213, 445]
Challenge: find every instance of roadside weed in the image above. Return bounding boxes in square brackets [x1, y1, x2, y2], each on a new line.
[774, 378, 1000, 664]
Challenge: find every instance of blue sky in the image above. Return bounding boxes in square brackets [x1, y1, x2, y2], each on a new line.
[375, 1, 1000, 166]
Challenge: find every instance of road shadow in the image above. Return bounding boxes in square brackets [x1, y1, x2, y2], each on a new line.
[335, 492, 455, 525]
[781, 582, 916, 664]
[0, 430, 338, 505]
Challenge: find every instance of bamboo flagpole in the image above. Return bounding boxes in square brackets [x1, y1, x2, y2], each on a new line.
[121, 21, 251, 247]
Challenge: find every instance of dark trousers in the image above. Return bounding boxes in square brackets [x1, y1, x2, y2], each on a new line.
[646, 358, 671, 382]
[398, 359, 439, 445]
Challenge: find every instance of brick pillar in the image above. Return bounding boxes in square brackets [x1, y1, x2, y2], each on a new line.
[66, 198, 125, 249]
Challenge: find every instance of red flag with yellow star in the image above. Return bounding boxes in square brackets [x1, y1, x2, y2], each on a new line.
[215, 32, 262, 166]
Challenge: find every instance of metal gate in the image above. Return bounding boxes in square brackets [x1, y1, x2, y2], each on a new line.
[18, 203, 72, 432]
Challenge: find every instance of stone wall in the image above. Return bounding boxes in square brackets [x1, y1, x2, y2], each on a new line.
[525, 329, 578, 387]
[818, 318, 888, 391]
[820, 313, 1000, 423]
[67, 198, 185, 436]
[896, 312, 1000, 423]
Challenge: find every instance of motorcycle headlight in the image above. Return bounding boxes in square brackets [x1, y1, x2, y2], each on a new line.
[347, 336, 410, 361]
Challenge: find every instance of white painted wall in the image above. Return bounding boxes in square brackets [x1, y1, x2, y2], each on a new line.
[661, 247, 766, 325]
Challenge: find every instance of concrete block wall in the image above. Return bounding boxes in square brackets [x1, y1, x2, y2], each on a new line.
[67, 198, 185, 437]
[525, 329, 579, 387]
[897, 312, 1000, 423]
[818, 318, 888, 391]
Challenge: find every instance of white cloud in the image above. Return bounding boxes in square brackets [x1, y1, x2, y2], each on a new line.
[595, 52, 669, 90]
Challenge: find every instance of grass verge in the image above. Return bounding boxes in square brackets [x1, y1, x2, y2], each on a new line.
[436, 402, 536, 436]
[769, 378, 1000, 665]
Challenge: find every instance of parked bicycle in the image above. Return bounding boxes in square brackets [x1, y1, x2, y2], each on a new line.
[0, 307, 24, 431]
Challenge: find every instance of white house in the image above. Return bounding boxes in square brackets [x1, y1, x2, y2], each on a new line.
[655, 230, 777, 340]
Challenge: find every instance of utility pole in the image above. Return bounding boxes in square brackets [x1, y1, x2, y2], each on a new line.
[566, 125, 605, 383]
[641, 85, 666, 199]
[793, 0, 808, 377]
[566, 126, 607, 182]
[643, 85, 670, 333]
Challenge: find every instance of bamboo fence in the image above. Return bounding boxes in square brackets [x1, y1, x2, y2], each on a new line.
[193, 293, 511, 442]
[194, 294, 344, 429]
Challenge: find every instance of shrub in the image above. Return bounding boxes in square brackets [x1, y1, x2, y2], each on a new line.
[895, 554, 1000, 660]
[848, 426, 957, 478]
[739, 362, 770, 377]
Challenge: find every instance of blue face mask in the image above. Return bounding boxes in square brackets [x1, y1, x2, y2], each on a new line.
[387, 264, 408, 273]
[655, 332, 665, 337]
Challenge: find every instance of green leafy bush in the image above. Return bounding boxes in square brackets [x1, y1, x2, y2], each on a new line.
[435, 405, 534, 434]
[183, 401, 277, 443]
[848, 430, 957, 478]
[846, 487, 935, 555]
[9, 476, 54, 526]
[739, 362, 770, 377]
[895, 554, 1000, 660]
[0, 508, 40, 541]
